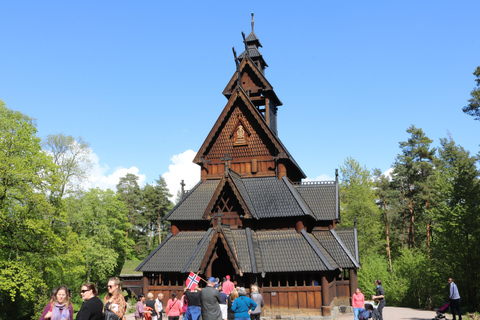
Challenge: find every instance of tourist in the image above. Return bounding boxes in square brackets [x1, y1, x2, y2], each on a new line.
[227, 289, 238, 320]
[448, 278, 462, 320]
[183, 288, 202, 320]
[146, 293, 158, 320]
[218, 285, 228, 320]
[249, 285, 264, 320]
[200, 277, 223, 320]
[371, 279, 385, 320]
[40, 285, 73, 320]
[155, 293, 164, 320]
[352, 288, 364, 320]
[181, 288, 188, 316]
[104, 277, 127, 320]
[231, 287, 257, 320]
[165, 292, 182, 320]
[76, 283, 103, 320]
[222, 275, 235, 295]
[135, 293, 147, 320]
[358, 303, 374, 320]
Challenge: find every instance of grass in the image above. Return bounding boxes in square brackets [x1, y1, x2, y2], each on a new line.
[121, 259, 143, 275]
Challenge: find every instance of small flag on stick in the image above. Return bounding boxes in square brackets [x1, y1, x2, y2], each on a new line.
[186, 272, 201, 290]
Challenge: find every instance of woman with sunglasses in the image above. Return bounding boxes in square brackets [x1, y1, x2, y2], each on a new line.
[76, 283, 103, 320]
[40, 285, 73, 320]
[103, 277, 127, 320]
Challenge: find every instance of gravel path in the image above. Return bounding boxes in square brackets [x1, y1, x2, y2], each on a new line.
[336, 306, 438, 320]
[127, 306, 441, 320]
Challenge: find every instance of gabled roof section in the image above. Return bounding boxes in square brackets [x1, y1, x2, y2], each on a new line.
[164, 180, 220, 221]
[311, 229, 360, 269]
[203, 170, 254, 220]
[256, 230, 332, 272]
[136, 228, 355, 274]
[294, 181, 338, 220]
[222, 56, 279, 104]
[241, 176, 313, 219]
[136, 230, 215, 272]
[200, 226, 242, 275]
[336, 228, 360, 265]
[245, 30, 262, 47]
[194, 88, 305, 179]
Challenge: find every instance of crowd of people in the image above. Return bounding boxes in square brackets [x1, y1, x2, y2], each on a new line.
[38, 275, 264, 320]
[166, 275, 264, 320]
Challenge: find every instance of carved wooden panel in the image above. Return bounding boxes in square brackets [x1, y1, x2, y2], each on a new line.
[205, 106, 275, 160]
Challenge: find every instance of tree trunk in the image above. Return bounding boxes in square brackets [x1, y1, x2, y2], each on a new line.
[383, 198, 393, 274]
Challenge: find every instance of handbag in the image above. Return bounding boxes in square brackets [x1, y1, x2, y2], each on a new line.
[103, 307, 121, 320]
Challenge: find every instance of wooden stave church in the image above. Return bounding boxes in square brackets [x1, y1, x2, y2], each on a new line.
[136, 17, 360, 316]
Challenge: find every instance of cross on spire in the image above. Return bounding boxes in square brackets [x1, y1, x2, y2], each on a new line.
[221, 153, 233, 175]
[181, 179, 186, 196]
[212, 208, 225, 231]
[251, 12, 254, 32]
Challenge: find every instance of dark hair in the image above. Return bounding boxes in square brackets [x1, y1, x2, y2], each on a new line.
[375, 279, 382, 285]
[138, 293, 145, 299]
[82, 283, 98, 295]
[170, 291, 177, 300]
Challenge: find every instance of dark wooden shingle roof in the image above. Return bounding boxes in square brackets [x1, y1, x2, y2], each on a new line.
[136, 227, 359, 274]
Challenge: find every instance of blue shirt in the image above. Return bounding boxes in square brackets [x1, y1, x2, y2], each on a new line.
[231, 296, 257, 318]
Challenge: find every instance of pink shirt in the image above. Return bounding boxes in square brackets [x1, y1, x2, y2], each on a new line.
[222, 280, 235, 295]
[166, 299, 182, 317]
[352, 292, 365, 308]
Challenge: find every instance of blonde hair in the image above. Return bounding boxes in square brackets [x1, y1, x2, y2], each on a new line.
[230, 289, 239, 302]
[104, 277, 122, 302]
[49, 286, 71, 308]
[147, 292, 154, 299]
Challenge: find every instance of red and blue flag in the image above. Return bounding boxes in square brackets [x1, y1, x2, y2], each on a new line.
[186, 272, 201, 290]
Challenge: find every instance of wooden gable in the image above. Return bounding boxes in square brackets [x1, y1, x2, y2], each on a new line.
[223, 57, 273, 99]
[195, 88, 285, 179]
[202, 172, 254, 228]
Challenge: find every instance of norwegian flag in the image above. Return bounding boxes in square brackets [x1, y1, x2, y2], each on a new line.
[185, 272, 201, 290]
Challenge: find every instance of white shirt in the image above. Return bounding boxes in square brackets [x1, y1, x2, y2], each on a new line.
[450, 282, 460, 300]
[156, 298, 163, 312]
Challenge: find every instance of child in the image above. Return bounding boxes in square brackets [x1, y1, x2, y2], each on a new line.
[358, 303, 374, 320]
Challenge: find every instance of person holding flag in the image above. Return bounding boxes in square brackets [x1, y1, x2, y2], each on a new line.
[183, 272, 203, 320]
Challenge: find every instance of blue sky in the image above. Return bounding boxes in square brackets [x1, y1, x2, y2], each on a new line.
[1, 1, 479, 198]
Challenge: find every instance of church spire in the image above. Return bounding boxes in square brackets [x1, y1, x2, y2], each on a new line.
[251, 12, 254, 32]
[238, 13, 267, 74]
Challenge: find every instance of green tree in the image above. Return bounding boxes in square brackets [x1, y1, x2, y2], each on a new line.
[65, 188, 131, 283]
[116, 173, 145, 259]
[42, 133, 92, 198]
[462, 66, 480, 120]
[141, 176, 173, 250]
[430, 138, 480, 310]
[339, 157, 382, 260]
[0, 100, 63, 319]
[391, 125, 436, 250]
[373, 168, 399, 273]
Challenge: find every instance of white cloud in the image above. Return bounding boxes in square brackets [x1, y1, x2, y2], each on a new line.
[382, 167, 395, 181]
[304, 174, 335, 182]
[162, 149, 201, 202]
[84, 151, 146, 191]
